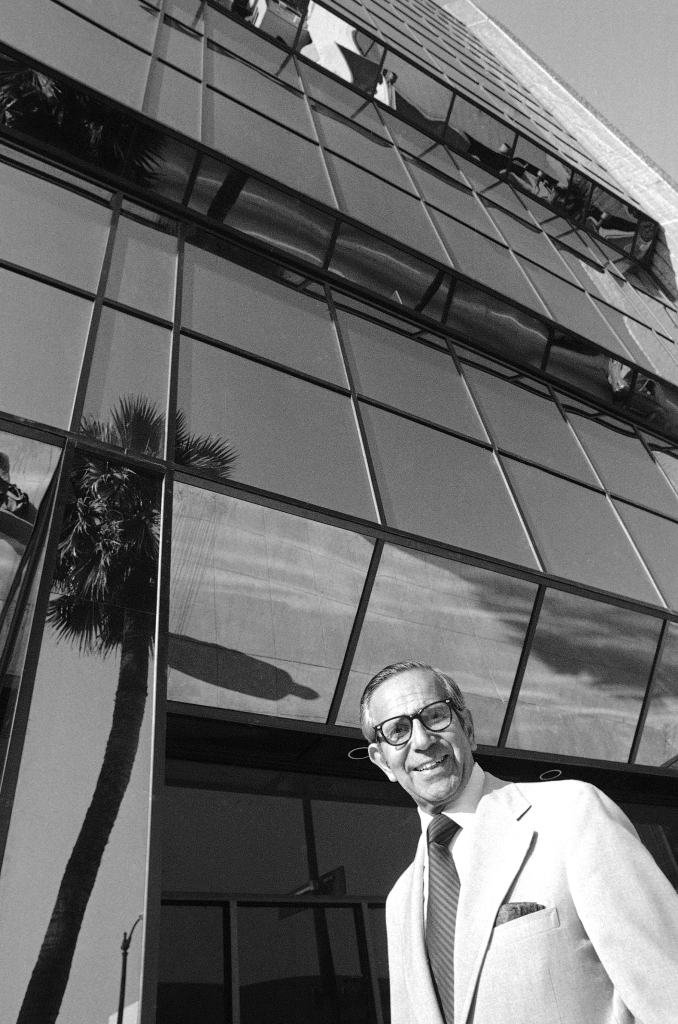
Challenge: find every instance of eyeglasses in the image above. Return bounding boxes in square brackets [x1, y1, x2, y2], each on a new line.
[375, 698, 458, 746]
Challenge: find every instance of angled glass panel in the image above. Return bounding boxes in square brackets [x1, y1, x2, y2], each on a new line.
[379, 111, 468, 184]
[0, 163, 110, 292]
[361, 405, 538, 566]
[446, 281, 548, 369]
[507, 588, 660, 761]
[545, 333, 624, 407]
[377, 52, 452, 136]
[106, 214, 177, 320]
[142, 133, 197, 206]
[635, 622, 678, 767]
[157, 15, 204, 77]
[81, 307, 172, 456]
[158, 905, 225, 1024]
[613, 501, 678, 610]
[337, 311, 487, 439]
[0, 269, 93, 429]
[446, 95, 515, 171]
[633, 217, 657, 262]
[208, 13, 301, 82]
[144, 61, 202, 139]
[484, 205, 573, 279]
[336, 543, 537, 744]
[299, 61, 387, 126]
[565, 409, 678, 517]
[507, 137, 569, 203]
[177, 341, 377, 519]
[502, 457, 660, 603]
[169, 484, 375, 718]
[587, 187, 638, 254]
[302, 5, 385, 93]
[311, 102, 413, 190]
[407, 163, 502, 238]
[463, 368, 598, 484]
[183, 240, 346, 383]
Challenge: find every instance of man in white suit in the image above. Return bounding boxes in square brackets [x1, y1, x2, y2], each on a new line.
[362, 661, 678, 1024]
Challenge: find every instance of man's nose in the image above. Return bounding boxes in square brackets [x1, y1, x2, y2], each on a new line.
[410, 716, 435, 748]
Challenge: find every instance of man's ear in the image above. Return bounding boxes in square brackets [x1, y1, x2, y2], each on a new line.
[368, 741, 397, 781]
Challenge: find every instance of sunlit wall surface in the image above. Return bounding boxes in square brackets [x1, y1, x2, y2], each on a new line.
[1, 2, 678, 1023]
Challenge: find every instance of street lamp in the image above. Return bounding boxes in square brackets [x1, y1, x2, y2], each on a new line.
[117, 915, 143, 1024]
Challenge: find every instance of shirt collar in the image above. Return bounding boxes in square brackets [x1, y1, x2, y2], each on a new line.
[418, 761, 486, 834]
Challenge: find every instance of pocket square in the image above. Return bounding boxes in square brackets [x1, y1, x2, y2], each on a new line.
[494, 902, 545, 927]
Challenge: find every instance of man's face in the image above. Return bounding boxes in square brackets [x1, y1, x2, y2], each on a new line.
[367, 668, 476, 814]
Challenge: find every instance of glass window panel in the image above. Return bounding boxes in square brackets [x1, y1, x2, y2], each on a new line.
[338, 310, 486, 438]
[633, 218, 658, 262]
[430, 212, 548, 316]
[312, 102, 413, 190]
[551, 171, 591, 226]
[361, 404, 537, 566]
[203, 89, 335, 206]
[158, 905, 225, 1024]
[588, 187, 638, 254]
[378, 53, 452, 136]
[157, 18, 204, 77]
[169, 485, 375, 718]
[144, 133, 198, 206]
[336, 543, 537, 743]
[463, 367, 598, 484]
[566, 411, 678, 517]
[545, 334, 622, 407]
[207, 5, 293, 69]
[144, 61, 202, 139]
[63, 0, 161, 50]
[484, 205, 573, 279]
[447, 95, 515, 169]
[613, 501, 678, 610]
[182, 243, 346, 383]
[508, 137, 569, 202]
[0, 269, 93, 429]
[299, 61, 383, 124]
[323, 152, 449, 263]
[407, 162, 502, 238]
[302, 5, 385, 93]
[178, 342, 377, 518]
[507, 588, 660, 761]
[106, 214, 177, 319]
[446, 280, 548, 368]
[0, 164, 110, 292]
[379, 110, 466, 180]
[635, 622, 678, 767]
[81, 307, 171, 456]
[206, 46, 315, 138]
[502, 457, 660, 602]
[329, 223, 451, 318]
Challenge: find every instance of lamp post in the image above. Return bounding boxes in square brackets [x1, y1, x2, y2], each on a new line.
[117, 915, 143, 1024]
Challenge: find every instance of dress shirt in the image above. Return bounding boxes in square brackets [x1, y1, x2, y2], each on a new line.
[418, 761, 486, 920]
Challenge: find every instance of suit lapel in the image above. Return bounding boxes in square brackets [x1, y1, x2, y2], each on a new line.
[454, 779, 534, 1024]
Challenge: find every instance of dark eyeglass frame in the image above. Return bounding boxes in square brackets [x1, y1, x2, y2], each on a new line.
[375, 698, 459, 746]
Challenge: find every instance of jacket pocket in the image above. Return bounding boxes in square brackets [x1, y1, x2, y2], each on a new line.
[490, 904, 559, 941]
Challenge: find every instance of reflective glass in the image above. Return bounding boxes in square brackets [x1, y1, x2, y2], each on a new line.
[360, 404, 538, 566]
[545, 333, 622, 407]
[312, 102, 414, 190]
[484, 205, 573, 279]
[635, 622, 678, 766]
[324, 152, 450, 263]
[203, 89, 335, 206]
[507, 588, 660, 761]
[0, 163, 110, 292]
[301, 5, 385, 93]
[299, 61, 384, 124]
[0, 269, 93, 429]
[502, 457, 660, 602]
[463, 368, 598, 484]
[613, 502, 678, 610]
[377, 53, 452, 136]
[177, 341, 377, 518]
[157, 17, 204, 77]
[447, 96, 515, 169]
[430, 212, 548, 316]
[507, 137, 569, 203]
[408, 163, 502, 238]
[566, 410, 678, 517]
[447, 280, 548, 368]
[144, 61, 202, 139]
[587, 187, 638, 254]
[63, 0, 161, 50]
[106, 214, 177, 319]
[339, 310, 486, 438]
[379, 111, 467, 181]
[158, 905, 225, 1024]
[183, 242, 346, 383]
[336, 543, 537, 743]
[169, 485, 374, 718]
[143, 133, 197, 205]
[81, 307, 171, 456]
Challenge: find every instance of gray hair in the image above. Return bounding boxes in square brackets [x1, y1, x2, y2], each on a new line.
[359, 661, 471, 742]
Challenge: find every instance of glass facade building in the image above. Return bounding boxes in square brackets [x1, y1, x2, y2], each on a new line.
[1, 1, 678, 1021]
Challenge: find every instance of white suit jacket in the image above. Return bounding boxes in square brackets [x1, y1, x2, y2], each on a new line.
[385, 772, 678, 1024]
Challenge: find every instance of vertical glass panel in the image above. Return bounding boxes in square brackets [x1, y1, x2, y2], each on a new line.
[446, 281, 549, 368]
[484, 205, 572, 279]
[378, 53, 452, 136]
[300, 63, 389, 130]
[144, 61, 202, 139]
[81, 307, 171, 457]
[507, 137, 569, 203]
[238, 906, 370, 1024]
[302, 6, 385, 94]
[157, 17, 204, 77]
[106, 214, 177, 319]
[447, 96, 515, 169]
[0, 454, 159, 1024]
[407, 163, 502, 238]
[338, 310, 487, 439]
[566, 410, 678, 517]
[144, 134, 198, 205]
[587, 187, 638, 254]
[613, 502, 678, 610]
[0, 163, 110, 291]
[158, 905, 225, 1024]
[311, 102, 413, 191]
[336, 543, 537, 743]
[0, 269, 93, 429]
[635, 622, 678, 767]
[463, 367, 598, 484]
[545, 334, 622, 407]
[183, 242, 346, 383]
[360, 404, 538, 567]
[502, 457, 660, 603]
[169, 484, 374, 718]
[507, 589, 660, 761]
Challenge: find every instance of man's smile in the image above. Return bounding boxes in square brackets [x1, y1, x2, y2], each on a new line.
[413, 755, 449, 772]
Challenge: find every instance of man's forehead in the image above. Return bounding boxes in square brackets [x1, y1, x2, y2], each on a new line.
[370, 668, 446, 716]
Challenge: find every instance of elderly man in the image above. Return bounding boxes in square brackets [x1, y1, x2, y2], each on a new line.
[362, 661, 678, 1024]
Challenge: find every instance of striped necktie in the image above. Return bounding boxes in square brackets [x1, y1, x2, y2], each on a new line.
[426, 814, 461, 1024]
